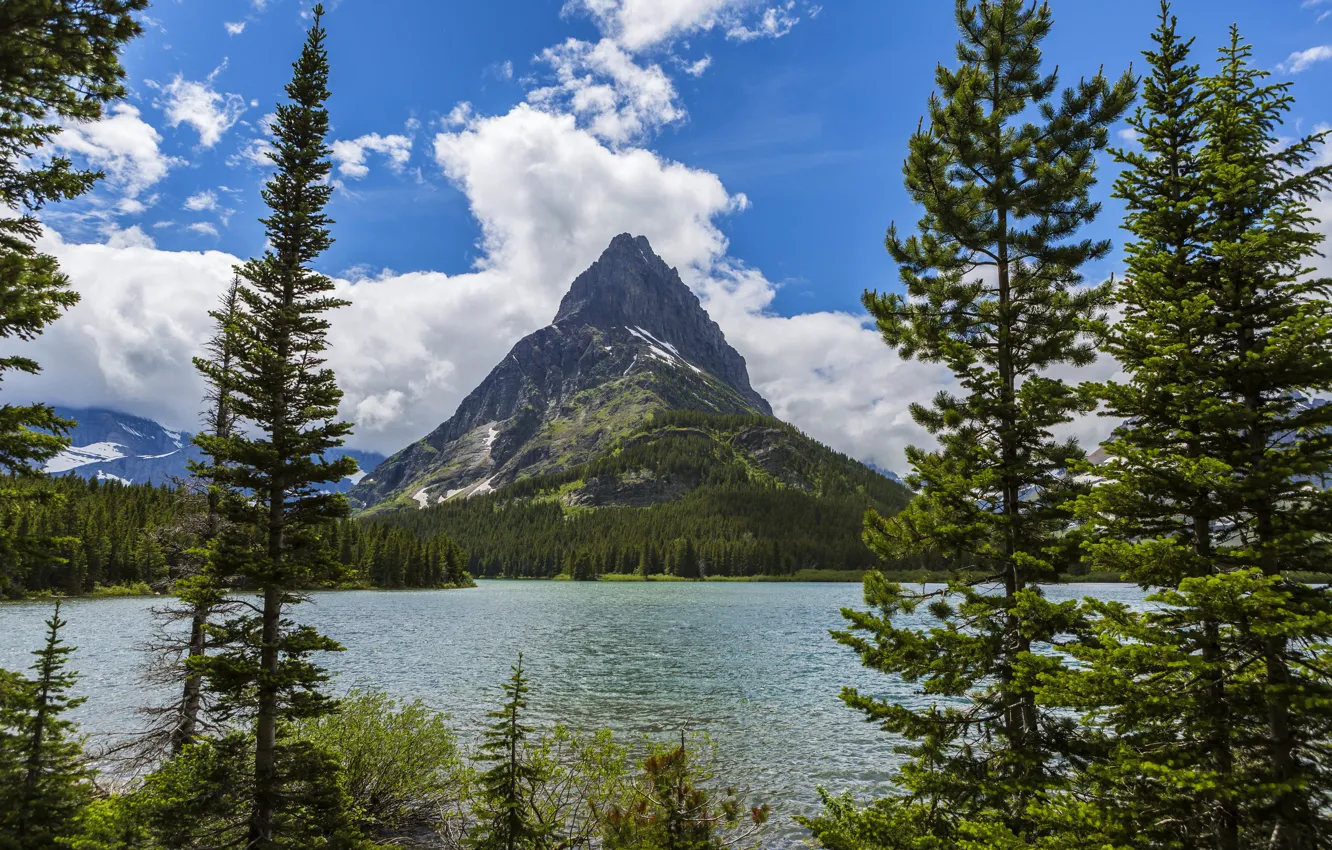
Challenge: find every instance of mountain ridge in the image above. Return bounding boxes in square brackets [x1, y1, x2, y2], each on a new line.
[351, 234, 776, 510]
[43, 407, 383, 492]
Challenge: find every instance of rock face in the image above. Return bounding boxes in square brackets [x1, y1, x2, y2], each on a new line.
[352, 234, 774, 510]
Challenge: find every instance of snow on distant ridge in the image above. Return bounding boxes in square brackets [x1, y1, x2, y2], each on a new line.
[45, 442, 128, 474]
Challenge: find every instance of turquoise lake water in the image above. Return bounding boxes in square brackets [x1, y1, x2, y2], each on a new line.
[0, 580, 1149, 843]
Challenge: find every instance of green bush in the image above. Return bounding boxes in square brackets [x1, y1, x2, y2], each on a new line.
[293, 690, 468, 835]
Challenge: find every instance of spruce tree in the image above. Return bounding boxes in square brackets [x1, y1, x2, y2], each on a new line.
[1050, 7, 1246, 847]
[0, 0, 147, 596]
[1198, 32, 1332, 849]
[809, 2, 1134, 846]
[1064, 20, 1332, 850]
[468, 655, 552, 850]
[158, 275, 247, 756]
[191, 6, 358, 845]
[0, 602, 90, 850]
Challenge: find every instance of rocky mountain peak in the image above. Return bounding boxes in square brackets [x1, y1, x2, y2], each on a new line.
[551, 234, 769, 415]
[351, 233, 776, 509]
[554, 234, 700, 332]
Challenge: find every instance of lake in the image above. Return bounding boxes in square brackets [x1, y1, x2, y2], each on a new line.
[0, 580, 1149, 843]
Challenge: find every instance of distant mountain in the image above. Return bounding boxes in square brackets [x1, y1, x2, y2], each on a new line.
[351, 233, 915, 577]
[44, 407, 384, 492]
[367, 409, 915, 578]
[865, 462, 904, 485]
[352, 233, 776, 511]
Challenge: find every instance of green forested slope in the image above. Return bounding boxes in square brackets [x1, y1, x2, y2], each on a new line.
[363, 410, 916, 578]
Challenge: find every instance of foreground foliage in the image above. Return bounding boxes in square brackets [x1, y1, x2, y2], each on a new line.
[809, 1, 1134, 846]
[810, 4, 1332, 850]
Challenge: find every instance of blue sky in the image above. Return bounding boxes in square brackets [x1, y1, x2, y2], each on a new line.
[25, 0, 1332, 466]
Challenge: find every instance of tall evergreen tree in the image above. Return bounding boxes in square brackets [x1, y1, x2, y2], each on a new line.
[0, 602, 90, 850]
[1064, 18, 1332, 850]
[1197, 32, 1332, 849]
[1049, 7, 1246, 847]
[0, 0, 147, 596]
[156, 275, 248, 757]
[191, 6, 358, 845]
[808, 2, 1134, 846]
[468, 655, 552, 850]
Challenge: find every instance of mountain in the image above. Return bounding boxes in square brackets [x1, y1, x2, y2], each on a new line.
[352, 233, 776, 511]
[44, 407, 384, 492]
[364, 409, 915, 578]
[351, 233, 916, 577]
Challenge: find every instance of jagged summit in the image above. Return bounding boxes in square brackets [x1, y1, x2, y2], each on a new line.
[552, 234, 769, 413]
[554, 233, 688, 328]
[350, 233, 774, 510]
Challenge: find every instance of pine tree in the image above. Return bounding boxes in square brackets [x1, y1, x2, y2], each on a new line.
[1048, 7, 1246, 847]
[1196, 32, 1332, 848]
[0, 602, 90, 850]
[603, 733, 769, 850]
[0, 0, 147, 597]
[158, 276, 247, 757]
[468, 655, 552, 850]
[191, 6, 358, 845]
[809, 2, 1134, 846]
[1064, 19, 1332, 849]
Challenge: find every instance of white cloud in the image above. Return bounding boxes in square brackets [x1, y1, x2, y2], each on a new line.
[158, 74, 247, 148]
[101, 224, 156, 250]
[52, 104, 179, 198]
[183, 190, 218, 212]
[224, 21, 246, 35]
[186, 222, 219, 238]
[330, 133, 413, 179]
[1280, 44, 1332, 73]
[569, 0, 808, 52]
[528, 38, 684, 145]
[15, 102, 953, 470]
[727, 2, 800, 42]
[228, 138, 276, 168]
[682, 56, 713, 77]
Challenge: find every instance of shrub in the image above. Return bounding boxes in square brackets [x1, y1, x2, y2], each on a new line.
[293, 690, 468, 835]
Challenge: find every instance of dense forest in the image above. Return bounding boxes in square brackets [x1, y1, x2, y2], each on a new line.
[0, 475, 472, 598]
[368, 410, 918, 578]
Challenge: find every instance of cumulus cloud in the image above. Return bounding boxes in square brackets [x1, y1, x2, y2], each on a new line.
[101, 223, 157, 249]
[330, 133, 413, 179]
[51, 104, 179, 198]
[1280, 45, 1332, 73]
[16, 100, 956, 470]
[183, 190, 218, 212]
[158, 73, 247, 148]
[569, 0, 811, 52]
[528, 38, 684, 145]
[224, 21, 246, 35]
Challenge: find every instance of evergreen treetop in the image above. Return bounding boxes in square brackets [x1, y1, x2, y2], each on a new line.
[468, 655, 552, 850]
[0, 602, 90, 850]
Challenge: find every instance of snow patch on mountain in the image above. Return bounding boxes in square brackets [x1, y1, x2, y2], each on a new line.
[46, 442, 129, 473]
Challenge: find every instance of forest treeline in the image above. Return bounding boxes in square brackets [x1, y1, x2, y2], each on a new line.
[0, 475, 471, 597]
[369, 409, 918, 579]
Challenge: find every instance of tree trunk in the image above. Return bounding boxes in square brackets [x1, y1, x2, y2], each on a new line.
[171, 608, 208, 754]
[250, 583, 282, 846]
